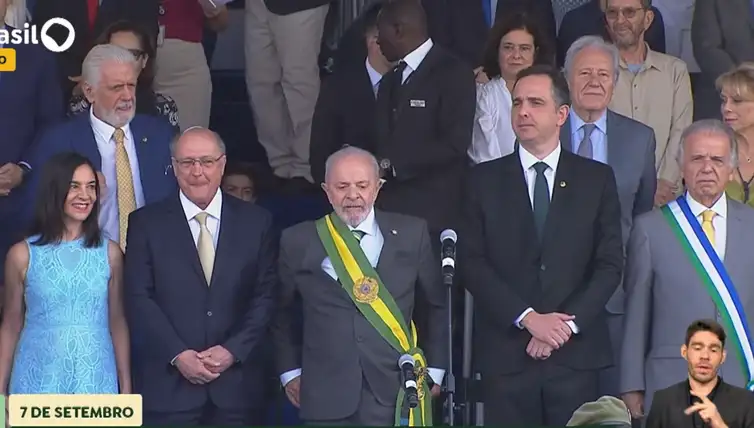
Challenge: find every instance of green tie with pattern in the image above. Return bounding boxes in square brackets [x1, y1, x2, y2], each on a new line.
[352, 230, 366, 243]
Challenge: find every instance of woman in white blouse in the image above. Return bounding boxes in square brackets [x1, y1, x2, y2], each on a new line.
[469, 12, 554, 164]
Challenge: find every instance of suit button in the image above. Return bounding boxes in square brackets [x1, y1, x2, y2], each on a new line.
[540, 264, 546, 271]
[207, 311, 212, 316]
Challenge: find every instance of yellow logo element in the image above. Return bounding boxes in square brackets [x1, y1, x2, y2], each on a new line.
[353, 276, 379, 304]
[416, 366, 427, 400]
[0, 48, 16, 71]
[8, 394, 142, 426]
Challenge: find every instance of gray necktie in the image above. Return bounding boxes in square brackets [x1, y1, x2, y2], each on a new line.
[578, 123, 596, 159]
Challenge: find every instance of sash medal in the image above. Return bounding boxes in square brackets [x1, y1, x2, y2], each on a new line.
[316, 213, 433, 426]
[662, 196, 754, 391]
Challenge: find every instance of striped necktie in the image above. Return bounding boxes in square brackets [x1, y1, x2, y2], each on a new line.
[352, 230, 366, 243]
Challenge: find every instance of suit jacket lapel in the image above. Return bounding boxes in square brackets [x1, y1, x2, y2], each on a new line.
[560, 119, 573, 152]
[130, 115, 163, 202]
[210, 196, 236, 288]
[375, 210, 398, 276]
[542, 151, 575, 247]
[166, 194, 207, 287]
[606, 110, 624, 166]
[74, 113, 103, 170]
[724, 201, 751, 303]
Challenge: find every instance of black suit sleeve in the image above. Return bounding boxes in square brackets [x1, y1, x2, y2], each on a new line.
[392, 64, 475, 181]
[645, 389, 666, 428]
[692, 0, 735, 80]
[635, 130, 657, 217]
[561, 166, 623, 332]
[270, 230, 302, 374]
[310, 78, 343, 184]
[222, 212, 278, 363]
[415, 220, 448, 370]
[647, 7, 666, 54]
[460, 172, 532, 329]
[124, 210, 187, 364]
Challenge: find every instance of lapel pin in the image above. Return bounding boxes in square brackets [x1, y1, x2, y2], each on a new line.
[391, 230, 398, 235]
[560, 181, 567, 188]
[141, 137, 148, 144]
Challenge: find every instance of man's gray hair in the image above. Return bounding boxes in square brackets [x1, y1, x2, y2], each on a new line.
[82, 44, 139, 87]
[563, 35, 620, 84]
[324, 146, 380, 182]
[677, 119, 739, 168]
[170, 126, 227, 157]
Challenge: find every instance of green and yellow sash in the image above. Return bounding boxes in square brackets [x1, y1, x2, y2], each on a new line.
[316, 213, 433, 426]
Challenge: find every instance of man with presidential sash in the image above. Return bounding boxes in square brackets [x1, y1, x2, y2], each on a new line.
[271, 146, 447, 426]
[621, 119, 754, 422]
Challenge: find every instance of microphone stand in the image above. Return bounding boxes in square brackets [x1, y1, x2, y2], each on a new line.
[462, 291, 484, 426]
[443, 272, 456, 426]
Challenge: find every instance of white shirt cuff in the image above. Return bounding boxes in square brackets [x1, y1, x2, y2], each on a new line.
[566, 320, 579, 334]
[280, 368, 302, 386]
[514, 307, 534, 329]
[427, 368, 445, 386]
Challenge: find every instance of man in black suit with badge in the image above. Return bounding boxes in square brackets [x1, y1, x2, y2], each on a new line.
[374, 0, 475, 245]
[459, 64, 623, 426]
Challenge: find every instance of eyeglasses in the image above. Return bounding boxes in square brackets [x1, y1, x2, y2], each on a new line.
[126, 48, 146, 59]
[173, 155, 225, 171]
[605, 7, 645, 20]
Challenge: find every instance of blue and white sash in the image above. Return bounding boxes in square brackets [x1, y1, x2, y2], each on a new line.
[661, 196, 754, 391]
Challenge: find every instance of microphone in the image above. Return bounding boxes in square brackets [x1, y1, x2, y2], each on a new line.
[440, 229, 457, 285]
[398, 354, 419, 408]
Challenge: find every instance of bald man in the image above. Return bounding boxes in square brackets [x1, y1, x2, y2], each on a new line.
[124, 128, 278, 425]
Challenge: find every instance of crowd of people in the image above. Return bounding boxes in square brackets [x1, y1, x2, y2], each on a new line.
[3, 0, 754, 426]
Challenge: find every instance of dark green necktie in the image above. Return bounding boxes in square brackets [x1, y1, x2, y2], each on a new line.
[532, 162, 550, 240]
[352, 230, 366, 243]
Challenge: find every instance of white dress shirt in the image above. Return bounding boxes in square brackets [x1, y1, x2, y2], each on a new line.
[90, 109, 146, 244]
[179, 188, 222, 249]
[366, 57, 383, 97]
[400, 38, 433, 83]
[469, 78, 516, 164]
[513, 144, 580, 334]
[686, 192, 727, 258]
[280, 209, 446, 387]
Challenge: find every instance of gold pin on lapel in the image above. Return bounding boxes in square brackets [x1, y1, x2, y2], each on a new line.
[391, 230, 398, 235]
[560, 181, 567, 188]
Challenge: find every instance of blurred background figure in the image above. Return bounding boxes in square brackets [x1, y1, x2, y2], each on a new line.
[566, 396, 632, 427]
[68, 20, 179, 132]
[222, 161, 257, 203]
[0, 153, 130, 395]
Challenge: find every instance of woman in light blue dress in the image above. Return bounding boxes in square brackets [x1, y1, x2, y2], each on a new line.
[0, 152, 131, 394]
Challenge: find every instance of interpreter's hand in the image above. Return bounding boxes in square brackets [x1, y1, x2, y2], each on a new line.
[474, 66, 489, 84]
[175, 350, 220, 384]
[285, 376, 301, 408]
[526, 336, 553, 360]
[685, 390, 728, 428]
[621, 391, 645, 419]
[430, 384, 441, 398]
[0, 163, 23, 196]
[521, 311, 575, 348]
[197, 345, 235, 374]
[654, 179, 677, 207]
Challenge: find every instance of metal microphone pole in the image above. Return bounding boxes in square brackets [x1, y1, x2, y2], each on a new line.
[462, 291, 484, 426]
[443, 271, 456, 426]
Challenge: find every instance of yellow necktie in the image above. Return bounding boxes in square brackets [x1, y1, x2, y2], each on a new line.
[194, 212, 215, 285]
[702, 210, 716, 245]
[113, 128, 137, 253]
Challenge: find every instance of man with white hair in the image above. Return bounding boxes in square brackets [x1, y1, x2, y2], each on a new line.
[561, 34, 657, 397]
[621, 120, 754, 420]
[24, 44, 176, 252]
[272, 146, 447, 425]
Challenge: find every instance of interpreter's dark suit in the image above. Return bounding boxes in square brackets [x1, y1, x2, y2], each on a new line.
[374, 43, 475, 240]
[459, 149, 623, 426]
[124, 193, 277, 425]
[272, 210, 447, 424]
[647, 379, 754, 428]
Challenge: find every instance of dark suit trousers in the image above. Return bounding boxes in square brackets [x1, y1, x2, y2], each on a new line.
[144, 402, 263, 426]
[482, 362, 600, 426]
[305, 376, 394, 426]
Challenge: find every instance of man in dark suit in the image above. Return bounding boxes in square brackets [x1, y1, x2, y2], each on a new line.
[374, 0, 475, 243]
[22, 44, 176, 250]
[309, 3, 390, 184]
[125, 127, 277, 425]
[443, 0, 556, 69]
[459, 64, 623, 426]
[272, 146, 447, 425]
[32, 0, 158, 102]
[560, 35, 656, 397]
[557, 0, 665, 67]
[0, 3, 65, 301]
[646, 319, 754, 428]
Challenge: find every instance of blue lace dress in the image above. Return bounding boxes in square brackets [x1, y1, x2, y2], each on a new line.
[9, 237, 118, 394]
